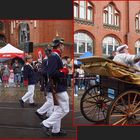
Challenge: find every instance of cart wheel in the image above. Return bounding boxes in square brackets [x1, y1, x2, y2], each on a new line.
[107, 90, 140, 125]
[80, 84, 112, 122]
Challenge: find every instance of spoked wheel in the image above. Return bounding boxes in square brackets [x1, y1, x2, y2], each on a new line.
[107, 90, 140, 125]
[80, 84, 112, 122]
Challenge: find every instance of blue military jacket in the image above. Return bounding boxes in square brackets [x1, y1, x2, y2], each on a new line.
[46, 52, 67, 93]
[23, 63, 36, 85]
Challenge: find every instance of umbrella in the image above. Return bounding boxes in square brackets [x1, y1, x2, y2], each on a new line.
[77, 51, 93, 64]
[79, 51, 93, 58]
[74, 52, 93, 66]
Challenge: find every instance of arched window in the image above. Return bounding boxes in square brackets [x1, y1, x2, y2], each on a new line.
[102, 36, 120, 56]
[74, 32, 93, 54]
[103, 3, 120, 27]
[19, 22, 30, 45]
[135, 12, 140, 32]
[74, 1, 93, 21]
[135, 40, 140, 54]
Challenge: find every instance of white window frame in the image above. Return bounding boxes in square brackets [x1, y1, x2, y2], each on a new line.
[79, 1, 86, 19]
[74, 32, 93, 54]
[102, 36, 120, 55]
[135, 40, 140, 54]
[135, 13, 140, 30]
[74, 4, 79, 18]
[103, 4, 120, 27]
[87, 7, 93, 21]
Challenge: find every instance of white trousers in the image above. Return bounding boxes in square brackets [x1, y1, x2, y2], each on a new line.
[42, 91, 69, 133]
[37, 92, 54, 117]
[22, 85, 35, 103]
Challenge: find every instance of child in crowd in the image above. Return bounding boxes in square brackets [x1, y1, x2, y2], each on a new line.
[2, 64, 10, 87]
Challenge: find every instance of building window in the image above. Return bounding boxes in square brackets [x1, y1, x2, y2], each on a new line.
[103, 11, 108, 24]
[135, 40, 140, 54]
[19, 22, 30, 45]
[87, 6, 93, 21]
[102, 36, 120, 56]
[79, 1, 86, 19]
[0, 34, 6, 46]
[74, 32, 93, 54]
[103, 3, 120, 27]
[74, 1, 93, 21]
[135, 12, 140, 32]
[74, 3, 79, 18]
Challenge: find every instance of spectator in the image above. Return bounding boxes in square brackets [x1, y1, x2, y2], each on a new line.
[8, 68, 15, 87]
[66, 57, 73, 88]
[74, 68, 79, 97]
[0, 65, 4, 83]
[77, 66, 85, 90]
[20, 66, 24, 86]
[2, 64, 10, 87]
[12, 60, 22, 87]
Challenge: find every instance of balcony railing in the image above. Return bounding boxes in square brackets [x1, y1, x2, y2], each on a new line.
[103, 23, 120, 30]
[74, 18, 94, 26]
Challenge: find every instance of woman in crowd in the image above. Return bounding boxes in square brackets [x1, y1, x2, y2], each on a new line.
[2, 64, 10, 87]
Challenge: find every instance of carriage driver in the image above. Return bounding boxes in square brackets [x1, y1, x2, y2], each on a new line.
[113, 44, 140, 67]
[40, 38, 69, 136]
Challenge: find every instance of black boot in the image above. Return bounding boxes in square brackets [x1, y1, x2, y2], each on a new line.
[40, 123, 51, 136]
[51, 129, 67, 136]
[35, 111, 48, 120]
[29, 103, 37, 107]
[19, 99, 24, 108]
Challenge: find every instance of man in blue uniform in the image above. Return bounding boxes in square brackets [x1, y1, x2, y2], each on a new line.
[19, 55, 37, 107]
[35, 47, 54, 120]
[40, 38, 69, 136]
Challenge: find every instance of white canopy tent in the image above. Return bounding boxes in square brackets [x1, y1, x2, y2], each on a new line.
[0, 43, 24, 59]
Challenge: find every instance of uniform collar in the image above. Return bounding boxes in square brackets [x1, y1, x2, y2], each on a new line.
[26, 62, 34, 69]
[52, 49, 61, 57]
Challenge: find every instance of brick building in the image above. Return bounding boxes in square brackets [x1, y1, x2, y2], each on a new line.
[0, 20, 73, 59]
[74, 1, 140, 58]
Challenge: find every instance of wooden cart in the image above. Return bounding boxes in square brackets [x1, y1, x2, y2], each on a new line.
[78, 56, 140, 125]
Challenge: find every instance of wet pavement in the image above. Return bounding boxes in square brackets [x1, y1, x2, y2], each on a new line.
[74, 89, 93, 125]
[74, 89, 106, 125]
[0, 85, 76, 138]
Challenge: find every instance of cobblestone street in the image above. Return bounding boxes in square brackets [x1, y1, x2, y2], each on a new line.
[0, 85, 75, 138]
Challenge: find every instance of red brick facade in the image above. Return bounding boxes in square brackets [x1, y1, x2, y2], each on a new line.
[74, 1, 140, 57]
[0, 20, 73, 59]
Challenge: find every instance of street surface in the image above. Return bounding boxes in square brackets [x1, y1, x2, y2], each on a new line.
[0, 85, 76, 138]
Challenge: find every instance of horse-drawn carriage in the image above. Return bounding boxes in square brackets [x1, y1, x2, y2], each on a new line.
[78, 56, 140, 125]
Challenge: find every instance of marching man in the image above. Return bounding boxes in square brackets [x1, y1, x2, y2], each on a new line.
[19, 55, 37, 107]
[40, 38, 69, 136]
